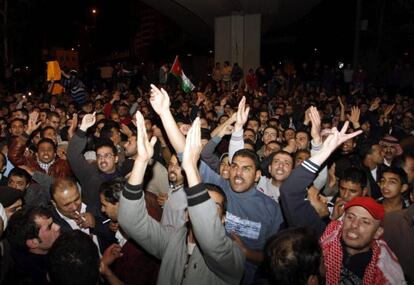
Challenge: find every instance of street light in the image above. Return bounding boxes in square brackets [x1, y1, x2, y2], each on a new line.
[91, 8, 97, 14]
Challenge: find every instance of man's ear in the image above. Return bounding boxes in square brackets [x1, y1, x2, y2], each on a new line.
[307, 275, 319, 285]
[401, 183, 409, 193]
[362, 187, 369, 197]
[51, 199, 57, 209]
[115, 155, 119, 164]
[26, 238, 39, 250]
[255, 170, 261, 182]
[374, 226, 384, 240]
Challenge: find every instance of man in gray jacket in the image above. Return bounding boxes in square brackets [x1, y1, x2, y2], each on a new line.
[118, 112, 245, 285]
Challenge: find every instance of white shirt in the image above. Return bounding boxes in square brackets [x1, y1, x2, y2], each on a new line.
[256, 176, 280, 202]
[56, 203, 100, 251]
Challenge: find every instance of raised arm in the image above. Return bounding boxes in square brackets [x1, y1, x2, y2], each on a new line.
[280, 122, 363, 237]
[67, 112, 98, 184]
[182, 118, 245, 283]
[201, 113, 235, 172]
[149, 84, 185, 153]
[118, 111, 169, 260]
[8, 111, 41, 166]
[229, 97, 249, 162]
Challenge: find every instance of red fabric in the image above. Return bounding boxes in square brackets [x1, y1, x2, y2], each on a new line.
[112, 192, 162, 285]
[170, 56, 182, 77]
[344, 197, 385, 220]
[103, 102, 113, 119]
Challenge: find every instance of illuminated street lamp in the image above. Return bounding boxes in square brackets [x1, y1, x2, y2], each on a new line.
[91, 8, 97, 14]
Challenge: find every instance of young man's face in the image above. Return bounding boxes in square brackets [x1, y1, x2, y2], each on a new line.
[262, 127, 277, 145]
[34, 216, 61, 252]
[379, 172, 406, 200]
[339, 180, 366, 202]
[243, 130, 256, 143]
[96, 146, 118, 174]
[269, 153, 293, 183]
[295, 132, 309, 150]
[219, 156, 230, 180]
[230, 155, 260, 193]
[8, 175, 29, 191]
[100, 194, 119, 221]
[10, 120, 25, 136]
[37, 142, 56, 164]
[167, 155, 184, 185]
[370, 144, 384, 165]
[341, 206, 383, 255]
[47, 116, 60, 130]
[124, 135, 137, 157]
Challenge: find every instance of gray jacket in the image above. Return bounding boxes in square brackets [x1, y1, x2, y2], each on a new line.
[118, 182, 245, 285]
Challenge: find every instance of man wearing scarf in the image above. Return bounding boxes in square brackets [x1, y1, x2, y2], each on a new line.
[279, 107, 406, 284]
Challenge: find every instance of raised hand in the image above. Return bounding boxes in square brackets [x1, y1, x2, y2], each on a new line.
[80, 112, 96, 132]
[383, 104, 395, 118]
[369, 97, 381, 111]
[150, 84, 170, 115]
[323, 121, 362, 151]
[309, 106, 321, 144]
[67, 113, 78, 139]
[26, 111, 42, 135]
[182, 117, 201, 172]
[310, 121, 362, 166]
[135, 111, 157, 163]
[348, 106, 361, 129]
[234, 96, 250, 132]
[120, 124, 133, 138]
[100, 243, 123, 276]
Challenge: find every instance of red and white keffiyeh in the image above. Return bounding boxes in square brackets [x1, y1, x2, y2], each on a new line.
[320, 220, 406, 285]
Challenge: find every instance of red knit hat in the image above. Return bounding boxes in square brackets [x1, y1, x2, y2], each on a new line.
[344, 197, 385, 220]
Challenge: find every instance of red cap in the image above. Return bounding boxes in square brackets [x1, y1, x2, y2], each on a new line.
[344, 197, 385, 220]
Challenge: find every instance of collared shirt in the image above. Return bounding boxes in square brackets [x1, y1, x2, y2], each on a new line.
[56, 203, 100, 252]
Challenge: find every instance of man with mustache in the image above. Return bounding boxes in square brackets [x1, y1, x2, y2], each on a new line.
[278, 116, 405, 284]
[149, 87, 282, 284]
[67, 112, 122, 216]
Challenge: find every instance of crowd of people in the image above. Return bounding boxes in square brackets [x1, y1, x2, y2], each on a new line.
[0, 59, 413, 285]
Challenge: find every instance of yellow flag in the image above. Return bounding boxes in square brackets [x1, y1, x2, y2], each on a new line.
[47, 61, 61, 81]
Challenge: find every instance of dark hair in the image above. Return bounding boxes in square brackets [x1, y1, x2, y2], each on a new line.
[48, 230, 100, 285]
[295, 149, 311, 158]
[357, 140, 379, 159]
[6, 206, 52, 250]
[392, 153, 414, 170]
[40, 126, 56, 138]
[295, 130, 310, 141]
[0, 152, 7, 168]
[266, 227, 322, 285]
[340, 167, 368, 188]
[37, 138, 57, 152]
[205, 183, 227, 213]
[8, 167, 31, 184]
[95, 138, 117, 155]
[269, 150, 294, 164]
[244, 139, 256, 150]
[99, 177, 126, 204]
[9, 118, 26, 128]
[233, 149, 260, 170]
[100, 120, 120, 140]
[47, 111, 60, 120]
[382, 167, 408, 185]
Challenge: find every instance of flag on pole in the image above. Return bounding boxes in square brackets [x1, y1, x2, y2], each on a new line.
[170, 56, 195, 93]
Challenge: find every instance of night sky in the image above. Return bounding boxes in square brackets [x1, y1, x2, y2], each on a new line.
[3, 0, 413, 72]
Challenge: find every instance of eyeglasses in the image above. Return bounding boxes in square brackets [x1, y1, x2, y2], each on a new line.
[96, 153, 115, 160]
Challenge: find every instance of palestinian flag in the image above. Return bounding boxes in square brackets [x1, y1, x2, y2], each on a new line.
[170, 56, 195, 93]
